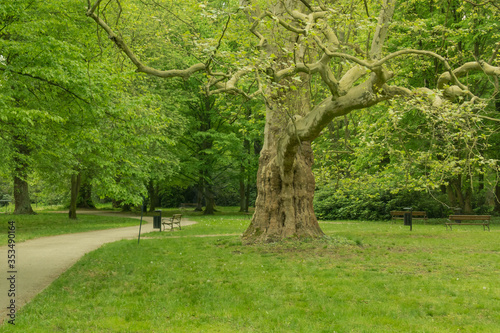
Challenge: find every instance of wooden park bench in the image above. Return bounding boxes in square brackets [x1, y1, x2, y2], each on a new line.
[179, 203, 198, 211]
[446, 215, 491, 231]
[390, 211, 428, 222]
[162, 214, 182, 231]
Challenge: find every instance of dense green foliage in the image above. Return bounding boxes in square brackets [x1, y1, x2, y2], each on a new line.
[314, 186, 449, 221]
[313, 0, 500, 218]
[0, 0, 263, 214]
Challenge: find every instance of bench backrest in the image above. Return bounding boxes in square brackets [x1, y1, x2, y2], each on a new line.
[448, 215, 490, 221]
[180, 203, 197, 208]
[172, 214, 182, 221]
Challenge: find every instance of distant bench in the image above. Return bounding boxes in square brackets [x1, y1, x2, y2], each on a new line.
[390, 211, 428, 222]
[446, 215, 490, 231]
[180, 203, 198, 211]
[162, 214, 182, 231]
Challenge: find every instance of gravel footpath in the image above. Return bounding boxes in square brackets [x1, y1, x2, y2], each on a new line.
[0, 211, 196, 324]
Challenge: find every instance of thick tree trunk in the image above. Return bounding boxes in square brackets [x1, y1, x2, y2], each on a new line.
[13, 175, 34, 215]
[243, 141, 323, 243]
[69, 173, 82, 219]
[13, 140, 35, 215]
[446, 182, 458, 209]
[195, 181, 204, 211]
[449, 176, 474, 214]
[243, 68, 325, 243]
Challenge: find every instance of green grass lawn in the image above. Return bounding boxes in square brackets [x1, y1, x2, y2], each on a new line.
[0, 212, 141, 244]
[1, 212, 500, 332]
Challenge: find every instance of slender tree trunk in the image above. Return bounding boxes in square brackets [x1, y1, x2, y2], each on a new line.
[239, 173, 246, 212]
[69, 173, 82, 219]
[148, 180, 159, 212]
[240, 138, 252, 212]
[76, 174, 95, 209]
[451, 177, 465, 212]
[13, 139, 35, 215]
[245, 176, 251, 213]
[204, 183, 216, 215]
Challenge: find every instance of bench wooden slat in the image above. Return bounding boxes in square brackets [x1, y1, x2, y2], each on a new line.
[390, 211, 428, 220]
[446, 215, 490, 231]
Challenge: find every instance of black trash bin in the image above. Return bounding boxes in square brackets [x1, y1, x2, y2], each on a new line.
[153, 209, 162, 231]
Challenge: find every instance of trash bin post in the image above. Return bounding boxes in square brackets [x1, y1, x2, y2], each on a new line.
[403, 207, 412, 231]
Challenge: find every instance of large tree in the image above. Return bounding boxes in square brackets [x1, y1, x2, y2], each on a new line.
[86, 0, 500, 242]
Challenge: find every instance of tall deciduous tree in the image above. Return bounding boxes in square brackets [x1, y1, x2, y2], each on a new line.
[86, 0, 500, 242]
[1, 0, 181, 217]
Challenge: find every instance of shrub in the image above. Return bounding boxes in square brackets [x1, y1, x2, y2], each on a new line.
[313, 186, 448, 221]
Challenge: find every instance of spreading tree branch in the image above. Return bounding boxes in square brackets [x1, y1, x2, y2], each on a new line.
[86, 0, 206, 79]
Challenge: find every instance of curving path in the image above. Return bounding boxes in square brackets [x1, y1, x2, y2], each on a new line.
[0, 210, 196, 324]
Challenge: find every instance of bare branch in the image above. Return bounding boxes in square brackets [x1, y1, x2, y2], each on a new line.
[206, 14, 232, 70]
[88, 0, 102, 16]
[298, 0, 313, 12]
[363, 0, 370, 17]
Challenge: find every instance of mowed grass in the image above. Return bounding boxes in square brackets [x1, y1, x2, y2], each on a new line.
[0, 212, 140, 244]
[2, 213, 500, 332]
